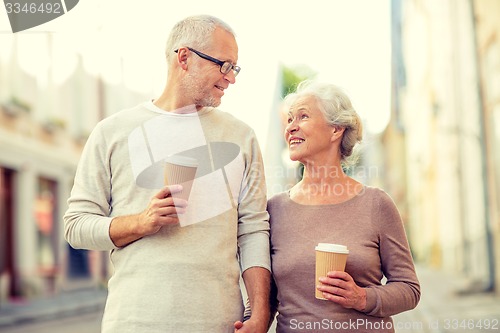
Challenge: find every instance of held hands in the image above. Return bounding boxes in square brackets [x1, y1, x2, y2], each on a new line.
[234, 317, 267, 333]
[317, 271, 367, 312]
[137, 185, 187, 236]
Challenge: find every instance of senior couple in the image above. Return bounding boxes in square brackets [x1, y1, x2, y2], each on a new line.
[64, 15, 420, 333]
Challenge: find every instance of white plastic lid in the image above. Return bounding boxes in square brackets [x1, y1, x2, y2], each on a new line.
[315, 243, 349, 254]
[165, 155, 198, 167]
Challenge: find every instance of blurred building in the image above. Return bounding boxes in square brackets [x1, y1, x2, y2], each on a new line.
[386, 0, 500, 292]
[0, 33, 147, 306]
[264, 64, 303, 197]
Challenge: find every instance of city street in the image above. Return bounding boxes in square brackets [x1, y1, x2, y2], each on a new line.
[393, 265, 500, 333]
[1, 265, 499, 333]
[1, 1, 500, 332]
[0, 311, 101, 333]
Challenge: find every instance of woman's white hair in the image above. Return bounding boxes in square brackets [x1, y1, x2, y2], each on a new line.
[283, 80, 363, 164]
[165, 15, 235, 63]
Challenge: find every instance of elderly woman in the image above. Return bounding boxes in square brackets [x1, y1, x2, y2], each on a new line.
[262, 80, 420, 333]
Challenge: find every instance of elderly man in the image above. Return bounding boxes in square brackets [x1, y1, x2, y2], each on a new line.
[64, 15, 270, 333]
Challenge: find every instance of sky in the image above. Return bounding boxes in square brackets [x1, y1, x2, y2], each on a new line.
[0, 0, 391, 148]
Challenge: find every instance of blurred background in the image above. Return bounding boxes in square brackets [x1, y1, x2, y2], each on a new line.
[0, 0, 499, 332]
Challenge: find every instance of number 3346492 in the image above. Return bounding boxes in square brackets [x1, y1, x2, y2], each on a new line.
[4, 2, 62, 14]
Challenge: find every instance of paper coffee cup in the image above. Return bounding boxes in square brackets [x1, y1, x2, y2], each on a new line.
[315, 243, 349, 300]
[164, 155, 198, 201]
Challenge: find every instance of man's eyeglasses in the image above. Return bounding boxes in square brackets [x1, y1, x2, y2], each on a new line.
[174, 47, 241, 77]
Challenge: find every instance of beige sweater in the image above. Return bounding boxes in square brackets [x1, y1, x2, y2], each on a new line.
[64, 101, 270, 332]
[268, 187, 420, 333]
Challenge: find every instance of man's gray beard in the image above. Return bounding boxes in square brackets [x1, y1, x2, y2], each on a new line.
[180, 73, 221, 108]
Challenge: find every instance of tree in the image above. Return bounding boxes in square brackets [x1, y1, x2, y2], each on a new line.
[281, 64, 317, 98]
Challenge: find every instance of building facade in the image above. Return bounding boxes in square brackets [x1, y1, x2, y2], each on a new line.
[0, 33, 148, 306]
[387, 0, 500, 292]
[474, 0, 500, 293]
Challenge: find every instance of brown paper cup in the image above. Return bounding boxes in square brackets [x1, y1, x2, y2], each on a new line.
[315, 243, 349, 300]
[164, 155, 198, 201]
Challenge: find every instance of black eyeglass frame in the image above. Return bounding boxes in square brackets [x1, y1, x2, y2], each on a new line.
[174, 47, 241, 76]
